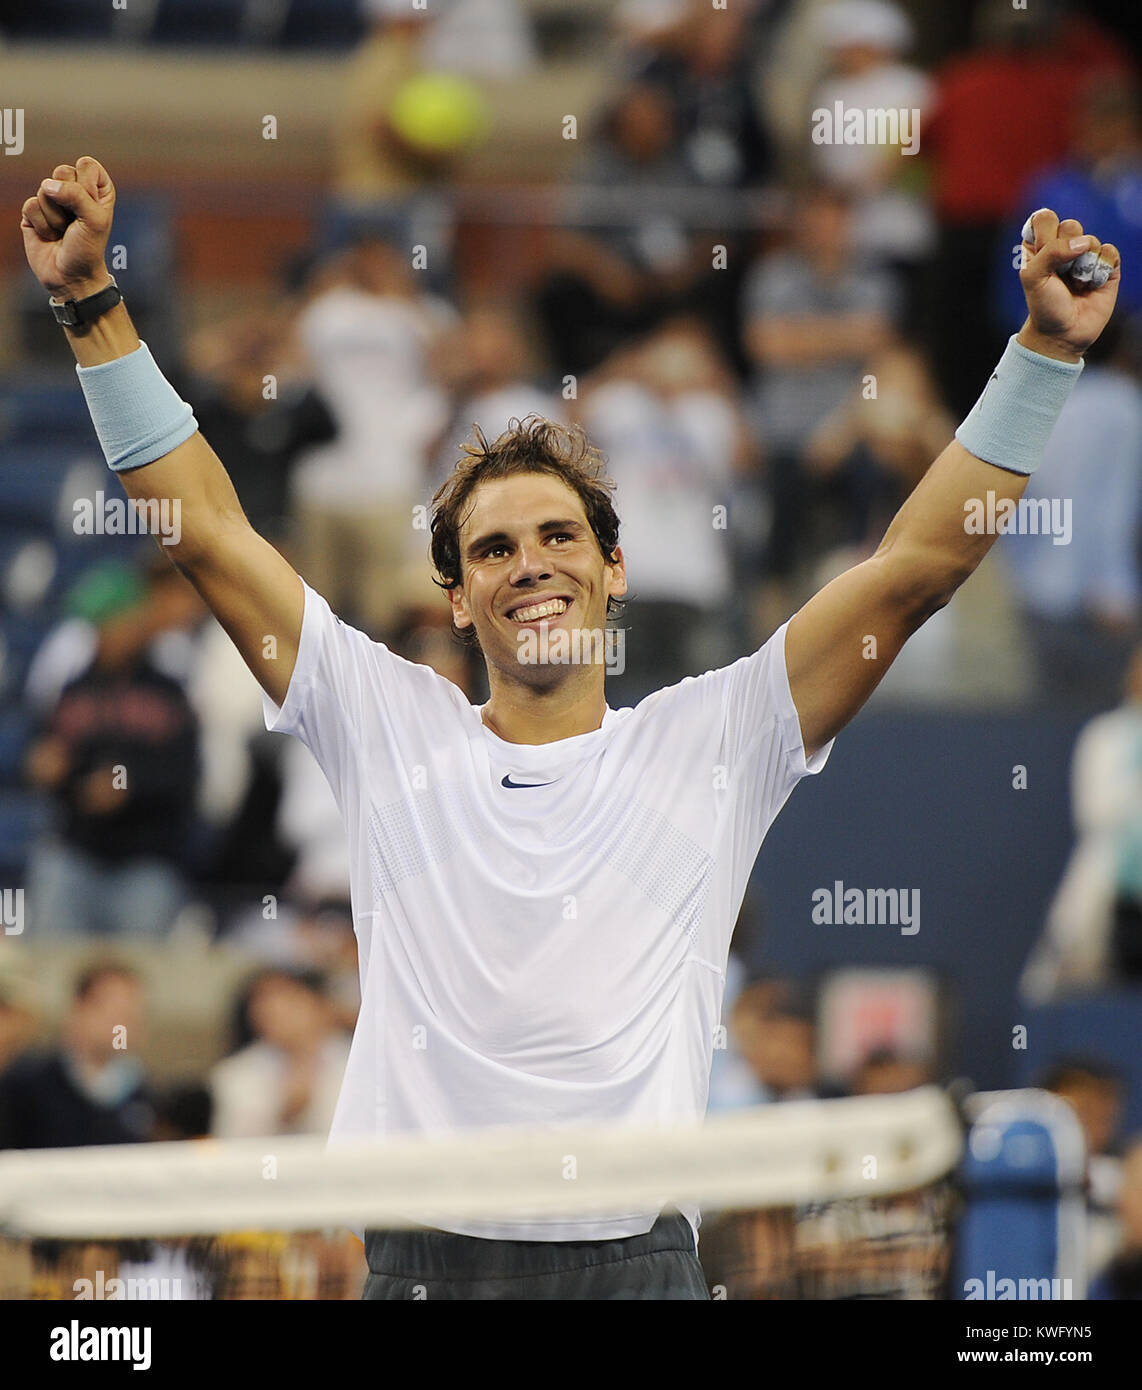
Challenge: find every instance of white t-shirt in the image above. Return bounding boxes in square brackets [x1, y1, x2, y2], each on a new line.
[210, 1034, 352, 1141]
[262, 581, 833, 1240]
[291, 287, 454, 509]
[581, 382, 736, 607]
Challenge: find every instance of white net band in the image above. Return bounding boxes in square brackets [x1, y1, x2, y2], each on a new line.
[0, 1087, 960, 1239]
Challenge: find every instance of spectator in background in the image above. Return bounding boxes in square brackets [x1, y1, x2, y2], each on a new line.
[1023, 643, 1142, 1002]
[996, 77, 1142, 336]
[1090, 1135, 1142, 1299]
[182, 301, 337, 541]
[794, 1039, 947, 1299]
[537, 80, 697, 377]
[335, 1, 443, 234]
[23, 566, 200, 939]
[210, 967, 351, 1140]
[429, 302, 565, 498]
[807, 0, 934, 324]
[999, 318, 1142, 706]
[333, 0, 534, 270]
[801, 340, 955, 566]
[630, 0, 772, 191]
[0, 963, 154, 1149]
[579, 317, 752, 701]
[742, 184, 897, 627]
[923, 0, 1131, 414]
[727, 979, 828, 1104]
[848, 1046, 931, 1096]
[185, 609, 295, 925]
[152, 1082, 213, 1143]
[1040, 1057, 1125, 1282]
[275, 736, 352, 914]
[289, 239, 456, 639]
[225, 892, 362, 1037]
[24, 552, 204, 721]
[0, 966, 36, 1075]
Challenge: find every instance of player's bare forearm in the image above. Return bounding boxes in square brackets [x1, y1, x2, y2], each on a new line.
[21, 157, 303, 706]
[785, 208, 1121, 759]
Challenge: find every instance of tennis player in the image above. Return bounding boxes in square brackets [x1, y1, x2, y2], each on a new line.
[21, 158, 1120, 1299]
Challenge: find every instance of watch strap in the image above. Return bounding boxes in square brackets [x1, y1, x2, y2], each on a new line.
[49, 277, 122, 327]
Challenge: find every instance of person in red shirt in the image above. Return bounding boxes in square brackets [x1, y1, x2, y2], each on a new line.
[923, 0, 1132, 414]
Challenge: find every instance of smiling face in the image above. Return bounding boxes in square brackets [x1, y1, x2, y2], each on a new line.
[448, 471, 627, 689]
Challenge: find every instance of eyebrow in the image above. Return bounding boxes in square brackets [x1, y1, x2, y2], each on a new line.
[465, 519, 585, 557]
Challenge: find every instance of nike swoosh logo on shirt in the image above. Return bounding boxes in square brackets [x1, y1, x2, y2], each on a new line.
[501, 774, 556, 789]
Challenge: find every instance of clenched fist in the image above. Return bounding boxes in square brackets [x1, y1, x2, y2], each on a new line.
[20, 155, 114, 301]
[1018, 208, 1121, 363]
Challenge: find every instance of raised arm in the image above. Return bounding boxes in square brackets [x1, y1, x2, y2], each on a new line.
[20, 157, 303, 707]
[784, 209, 1121, 759]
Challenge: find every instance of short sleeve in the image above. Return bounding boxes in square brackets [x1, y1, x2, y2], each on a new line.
[635, 623, 834, 962]
[261, 580, 467, 809]
[711, 621, 834, 906]
[716, 619, 833, 785]
[646, 620, 833, 862]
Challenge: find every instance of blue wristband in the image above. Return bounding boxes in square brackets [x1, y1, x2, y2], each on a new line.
[75, 340, 198, 472]
[955, 334, 1083, 476]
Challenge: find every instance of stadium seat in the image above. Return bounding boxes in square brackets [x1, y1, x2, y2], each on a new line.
[280, 0, 364, 50]
[0, 707, 32, 782]
[1, 445, 80, 529]
[0, 612, 54, 694]
[0, 788, 50, 881]
[0, 0, 114, 40]
[0, 379, 96, 448]
[152, 0, 244, 46]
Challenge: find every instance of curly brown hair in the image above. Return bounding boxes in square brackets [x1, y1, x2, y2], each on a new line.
[429, 416, 624, 639]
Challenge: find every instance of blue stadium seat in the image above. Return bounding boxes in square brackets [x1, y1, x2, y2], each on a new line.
[0, 379, 95, 448]
[0, 789, 50, 881]
[0, 0, 113, 39]
[281, 0, 365, 49]
[152, 0, 244, 46]
[0, 612, 54, 696]
[0, 707, 32, 782]
[0, 443, 94, 529]
[2, 0, 364, 45]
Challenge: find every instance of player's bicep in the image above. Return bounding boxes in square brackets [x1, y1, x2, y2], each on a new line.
[784, 553, 922, 759]
[117, 430, 305, 706]
[177, 522, 304, 709]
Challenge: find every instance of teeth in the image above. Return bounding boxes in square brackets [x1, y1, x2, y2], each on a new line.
[511, 598, 568, 622]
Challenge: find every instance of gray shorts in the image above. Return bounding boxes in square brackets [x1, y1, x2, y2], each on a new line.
[362, 1210, 710, 1301]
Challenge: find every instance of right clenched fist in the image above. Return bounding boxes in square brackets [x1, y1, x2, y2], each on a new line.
[20, 155, 114, 300]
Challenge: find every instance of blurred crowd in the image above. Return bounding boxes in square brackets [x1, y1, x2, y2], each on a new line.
[4, 0, 1138, 950]
[2, 0, 1142, 1297]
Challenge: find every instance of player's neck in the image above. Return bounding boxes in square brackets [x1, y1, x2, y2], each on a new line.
[481, 669, 608, 745]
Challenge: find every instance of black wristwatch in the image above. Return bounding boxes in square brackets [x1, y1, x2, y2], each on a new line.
[49, 276, 122, 328]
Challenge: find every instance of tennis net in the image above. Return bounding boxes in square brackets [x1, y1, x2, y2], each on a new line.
[0, 1086, 961, 1299]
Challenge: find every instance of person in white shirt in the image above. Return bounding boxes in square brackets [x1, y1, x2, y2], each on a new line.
[26, 155, 1121, 1297]
[580, 318, 753, 699]
[1021, 644, 1142, 1002]
[289, 240, 456, 638]
[210, 967, 352, 1141]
